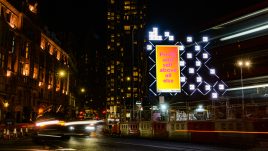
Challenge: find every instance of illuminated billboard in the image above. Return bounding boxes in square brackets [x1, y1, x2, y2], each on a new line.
[156, 45, 181, 92]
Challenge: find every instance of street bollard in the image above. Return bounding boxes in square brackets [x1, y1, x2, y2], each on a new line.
[13, 128, 17, 138]
[3, 129, 6, 135]
[6, 129, 10, 140]
[20, 128, 24, 137]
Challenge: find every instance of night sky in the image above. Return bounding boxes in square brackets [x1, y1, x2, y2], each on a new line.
[39, 0, 266, 39]
[146, 0, 266, 37]
[39, 0, 106, 32]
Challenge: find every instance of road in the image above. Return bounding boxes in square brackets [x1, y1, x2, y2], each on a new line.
[0, 135, 263, 151]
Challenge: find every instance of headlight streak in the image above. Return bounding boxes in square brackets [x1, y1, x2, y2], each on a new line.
[65, 120, 100, 126]
[36, 120, 65, 127]
[176, 129, 268, 134]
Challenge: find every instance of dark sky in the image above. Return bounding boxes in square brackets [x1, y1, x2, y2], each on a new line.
[39, 0, 266, 37]
[39, 0, 106, 32]
[146, 0, 266, 37]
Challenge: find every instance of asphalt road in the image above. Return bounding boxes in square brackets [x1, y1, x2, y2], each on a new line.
[0, 135, 264, 151]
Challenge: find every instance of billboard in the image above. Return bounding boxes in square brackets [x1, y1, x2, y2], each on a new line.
[156, 45, 180, 92]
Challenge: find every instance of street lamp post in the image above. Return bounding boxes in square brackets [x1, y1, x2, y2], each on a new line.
[237, 60, 251, 119]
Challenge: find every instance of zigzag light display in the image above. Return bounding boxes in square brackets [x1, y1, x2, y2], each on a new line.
[147, 27, 227, 99]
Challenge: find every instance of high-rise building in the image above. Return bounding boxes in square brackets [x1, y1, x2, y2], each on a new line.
[106, 0, 147, 120]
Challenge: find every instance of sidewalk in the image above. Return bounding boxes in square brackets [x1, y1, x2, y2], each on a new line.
[0, 123, 34, 141]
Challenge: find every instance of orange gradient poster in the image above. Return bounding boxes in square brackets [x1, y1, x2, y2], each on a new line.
[156, 45, 180, 92]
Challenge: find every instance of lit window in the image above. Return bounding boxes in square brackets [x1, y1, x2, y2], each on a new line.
[33, 67, 38, 79]
[133, 71, 138, 76]
[6, 70, 11, 77]
[40, 38, 46, 50]
[8, 13, 18, 28]
[49, 46, 54, 55]
[126, 93, 131, 97]
[25, 43, 29, 59]
[56, 51, 61, 60]
[124, 25, 131, 30]
[28, 3, 38, 13]
[124, 6, 130, 10]
[23, 63, 30, 76]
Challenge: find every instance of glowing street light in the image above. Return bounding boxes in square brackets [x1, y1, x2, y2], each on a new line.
[81, 88, 85, 93]
[3, 102, 9, 108]
[237, 60, 251, 119]
[58, 70, 66, 78]
[160, 103, 167, 112]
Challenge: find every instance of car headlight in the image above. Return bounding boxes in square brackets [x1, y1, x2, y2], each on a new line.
[69, 126, 75, 130]
[85, 126, 95, 131]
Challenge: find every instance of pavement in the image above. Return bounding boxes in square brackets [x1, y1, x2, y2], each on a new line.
[0, 123, 34, 141]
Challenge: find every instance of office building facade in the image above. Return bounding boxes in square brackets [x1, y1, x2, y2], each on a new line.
[0, 0, 76, 123]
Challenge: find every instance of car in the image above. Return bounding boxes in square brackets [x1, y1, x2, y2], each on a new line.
[31, 112, 70, 143]
[65, 119, 105, 136]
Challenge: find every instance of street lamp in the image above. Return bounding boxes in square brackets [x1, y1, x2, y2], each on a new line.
[3, 101, 9, 108]
[81, 88, 85, 93]
[58, 70, 66, 78]
[57, 69, 70, 106]
[237, 60, 251, 119]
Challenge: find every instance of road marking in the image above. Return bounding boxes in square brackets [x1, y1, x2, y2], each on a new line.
[114, 141, 202, 150]
[55, 149, 76, 151]
[37, 134, 61, 137]
[0, 149, 49, 151]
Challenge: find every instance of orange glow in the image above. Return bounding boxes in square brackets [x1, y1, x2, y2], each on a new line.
[28, 5, 37, 13]
[9, 14, 18, 28]
[6, 70, 11, 77]
[23, 64, 30, 76]
[175, 130, 268, 134]
[3, 102, 9, 108]
[38, 108, 44, 114]
[38, 82, 43, 87]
